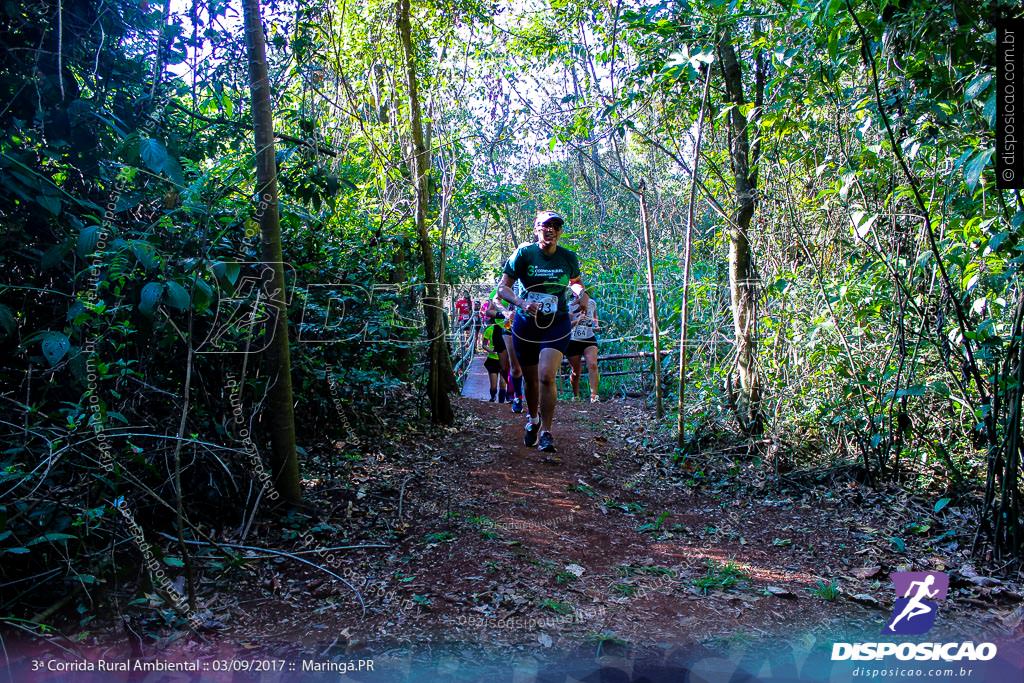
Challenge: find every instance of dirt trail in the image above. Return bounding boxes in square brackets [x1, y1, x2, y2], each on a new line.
[376, 395, 883, 647]
[218, 393, 1007, 653]
[70, 391, 1017, 662]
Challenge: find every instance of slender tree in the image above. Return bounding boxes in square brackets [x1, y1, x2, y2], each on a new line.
[242, 0, 302, 501]
[398, 0, 457, 424]
[637, 181, 663, 419]
[677, 65, 713, 448]
[718, 29, 765, 434]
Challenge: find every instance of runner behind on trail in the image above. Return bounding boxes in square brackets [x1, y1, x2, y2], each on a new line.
[455, 291, 472, 344]
[497, 210, 589, 453]
[567, 297, 601, 402]
[491, 289, 524, 409]
[481, 310, 506, 402]
[472, 300, 483, 351]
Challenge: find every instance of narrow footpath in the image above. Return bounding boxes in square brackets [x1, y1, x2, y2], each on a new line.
[211, 357, 1011, 655]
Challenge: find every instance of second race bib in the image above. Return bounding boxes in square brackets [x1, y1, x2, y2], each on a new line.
[571, 323, 594, 340]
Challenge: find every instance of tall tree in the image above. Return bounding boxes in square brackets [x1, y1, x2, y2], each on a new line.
[677, 65, 712, 448]
[718, 28, 765, 434]
[398, 0, 457, 424]
[242, 0, 302, 501]
[637, 182, 663, 419]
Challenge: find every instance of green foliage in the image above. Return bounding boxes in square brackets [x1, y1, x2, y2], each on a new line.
[810, 579, 840, 601]
[636, 511, 670, 534]
[538, 598, 574, 615]
[554, 570, 578, 586]
[424, 531, 456, 544]
[693, 560, 750, 594]
[612, 582, 638, 597]
[2, 0, 1023, 631]
[617, 563, 676, 578]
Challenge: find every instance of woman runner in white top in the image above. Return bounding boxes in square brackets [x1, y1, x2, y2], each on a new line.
[566, 297, 600, 402]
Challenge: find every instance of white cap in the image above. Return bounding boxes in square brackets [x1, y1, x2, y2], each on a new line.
[534, 210, 564, 227]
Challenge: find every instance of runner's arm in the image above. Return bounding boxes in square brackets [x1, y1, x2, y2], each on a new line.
[498, 273, 539, 315]
[569, 278, 589, 310]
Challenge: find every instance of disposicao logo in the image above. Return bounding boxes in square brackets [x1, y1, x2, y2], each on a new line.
[886, 571, 948, 635]
[831, 571, 997, 663]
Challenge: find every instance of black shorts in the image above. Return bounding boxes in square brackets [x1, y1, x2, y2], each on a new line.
[511, 313, 571, 366]
[566, 337, 598, 358]
[484, 357, 502, 374]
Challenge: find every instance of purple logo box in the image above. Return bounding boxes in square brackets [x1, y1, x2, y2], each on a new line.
[885, 571, 949, 635]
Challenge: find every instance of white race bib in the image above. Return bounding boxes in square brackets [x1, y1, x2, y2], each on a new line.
[571, 323, 594, 340]
[524, 291, 558, 315]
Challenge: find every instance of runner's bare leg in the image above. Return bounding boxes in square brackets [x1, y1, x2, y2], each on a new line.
[538, 348, 563, 433]
[523, 363, 540, 419]
[584, 345, 600, 398]
[568, 355, 582, 397]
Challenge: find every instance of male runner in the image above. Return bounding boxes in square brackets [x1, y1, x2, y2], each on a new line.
[497, 210, 588, 453]
[567, 296, 601, 402]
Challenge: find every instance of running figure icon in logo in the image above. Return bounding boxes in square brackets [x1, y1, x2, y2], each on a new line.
[886, 571, 949, 635]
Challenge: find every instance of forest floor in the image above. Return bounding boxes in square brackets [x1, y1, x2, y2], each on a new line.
[57, 378, 1024, 671]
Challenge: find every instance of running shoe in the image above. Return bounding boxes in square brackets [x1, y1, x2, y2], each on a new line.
[524, 420, 539, 447]
[590, 395, 600, 403]
[538, 431, 556, 452]
[511, 398, 524, 414]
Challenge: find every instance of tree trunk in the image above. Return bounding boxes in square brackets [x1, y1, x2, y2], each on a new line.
[638, 182, 663, 419]
[677, 66, 712, 448]
[718, 32, 763, 434]
[398, 0, 456, 424]
[241, 0, 302, 501]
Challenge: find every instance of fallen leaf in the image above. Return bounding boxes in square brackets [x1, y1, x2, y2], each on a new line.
[960, 564, 1002, 587]
[852, 566, 881, 580]
[848, 593, 882, 608]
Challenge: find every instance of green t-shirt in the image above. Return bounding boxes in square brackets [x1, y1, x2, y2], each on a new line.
[502, 243, 581, 316]
[482, 324, 500, 360]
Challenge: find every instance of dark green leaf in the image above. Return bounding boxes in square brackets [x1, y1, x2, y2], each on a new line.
[964, 148, 993, 191]
[164, 281, 190, 310]
[36, 195, 62, 216]
[27, 532, 76, 546]
[130, 240, 160, 270]
[0, 304, 15, 338]
[964, 74, 991, 104]
[140, 138, 169, 174]
[40, 331, 71, 366]
[77, 226, 101, 258]
[139, 282, 164, 316]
